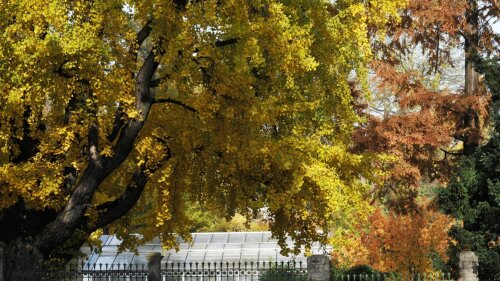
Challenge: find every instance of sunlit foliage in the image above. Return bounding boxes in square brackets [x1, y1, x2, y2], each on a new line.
[0, 0, 405, 264]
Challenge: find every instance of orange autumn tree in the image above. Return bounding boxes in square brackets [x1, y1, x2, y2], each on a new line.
[332, 201, 452, 276]
[334, 0, 497, 273]
[353, 0, 497, 212]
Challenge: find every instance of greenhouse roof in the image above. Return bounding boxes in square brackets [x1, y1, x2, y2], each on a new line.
[84, 232, 331, 266]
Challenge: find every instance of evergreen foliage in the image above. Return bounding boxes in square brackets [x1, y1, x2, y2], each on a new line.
[438, 55, 500, 280]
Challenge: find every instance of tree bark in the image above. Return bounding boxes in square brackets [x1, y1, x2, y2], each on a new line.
[0, 21, 160, 278]
[4, 238, 45, 281]
[463, 0, 481, 156]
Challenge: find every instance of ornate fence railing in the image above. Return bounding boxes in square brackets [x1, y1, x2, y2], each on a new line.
[9, 262, 148, 281]
[162, 261, 307, 281]
[7, 260, 454, 281]
[329, 273, 454, 281]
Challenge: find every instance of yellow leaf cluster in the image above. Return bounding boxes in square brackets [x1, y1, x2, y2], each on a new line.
[1, 0, 406, 251]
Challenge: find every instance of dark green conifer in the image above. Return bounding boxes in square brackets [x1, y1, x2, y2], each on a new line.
[439, 55, 500, 281]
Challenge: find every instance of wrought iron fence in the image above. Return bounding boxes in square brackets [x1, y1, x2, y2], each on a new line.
[160, 262, 454, 281]
[329, 272, 454, 281]
[161, 261, 307, 281]
[7, 260, 454, 281]
[9, 262, 148, 281]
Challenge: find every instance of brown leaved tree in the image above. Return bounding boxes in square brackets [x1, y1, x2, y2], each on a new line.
[353, 0, 499, 212]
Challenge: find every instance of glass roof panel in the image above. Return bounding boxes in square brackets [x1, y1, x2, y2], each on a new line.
[242, 243, 259, 249]
[186, 251, 206, 262]
[211, 233, 229, 243]
[100, 235, 112, 246]
[83, 232, 324, 265]
[240, 250, 259, 262]
[259, 242, 276, 249]
[194, 233, 212, 243]
[221, 249, 240, 261]
[245, 233, 263, 243]
[131, 255, 148, 265]
[190, 243, 208, 249]
[206, 243, 224, 249]
[107, 236, 122, 246]
[228, 233, 245, 243]
[138, 245, 156, 251]
[258, 249, 278, 261]
[204, 251, 224, 262]
[167, 250, 188, 263]
[113, 253, 135, 265]
[262, 232, 273, 242]
[85, 253, 100, 265]
[223, 244, 242, 249]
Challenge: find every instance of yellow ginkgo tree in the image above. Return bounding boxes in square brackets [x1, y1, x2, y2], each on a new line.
[0, 0, 404, 275]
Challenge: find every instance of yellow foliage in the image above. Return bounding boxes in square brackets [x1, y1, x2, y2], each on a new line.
[0, 0, 406, 253]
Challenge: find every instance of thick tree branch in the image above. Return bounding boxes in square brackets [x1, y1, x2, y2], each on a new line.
[104, 49, 159, 172]
[153, 97, 197, 112]
[107, 108, 125, 143]
[94, 170, 148, 229]
[81, 78, 102, 168]
[88, 124, 100, 166]
[54, 60, 74, 79]
[109, 22, 154, 144]
[215, 38, 239, 47]
[36, 42, 162, 253]
[94, 148, 171, 229]
[137, 20, 153, 46]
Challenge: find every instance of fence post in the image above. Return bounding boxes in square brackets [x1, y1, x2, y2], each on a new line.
[147, 252, 163, 281]
[307, 255, 330, 281]
[0, 242, 4, 281]
[458, 251, 479, 281]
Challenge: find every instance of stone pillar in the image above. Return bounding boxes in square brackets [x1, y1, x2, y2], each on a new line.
[458, 251, 479, 281]
[307, 255, 330, 281]
[147, 252, 163, 281]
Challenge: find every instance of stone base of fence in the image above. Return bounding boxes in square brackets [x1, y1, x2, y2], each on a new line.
[307, 255, 330, 281]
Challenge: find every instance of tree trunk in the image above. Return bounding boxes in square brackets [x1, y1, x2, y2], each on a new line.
[463, 0, 481, 156]
[4, 237, 46, 281]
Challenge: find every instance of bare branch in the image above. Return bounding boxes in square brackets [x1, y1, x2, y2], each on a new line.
[440, 148, 462, 156]
[153, 97, 197, 112]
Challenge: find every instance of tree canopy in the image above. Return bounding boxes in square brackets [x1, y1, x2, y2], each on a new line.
[0, 0, 405, 271]
[353, 0, 498, 212]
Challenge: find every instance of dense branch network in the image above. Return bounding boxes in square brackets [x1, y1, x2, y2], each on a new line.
[35, 22, 161, 253]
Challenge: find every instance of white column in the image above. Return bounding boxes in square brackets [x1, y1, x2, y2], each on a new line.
[458, 251, 479, 281]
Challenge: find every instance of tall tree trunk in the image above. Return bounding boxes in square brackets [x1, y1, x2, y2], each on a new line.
[4, 237, 46, 281]
[464, 0, 480, 96]
[463, 0, 481, 156]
